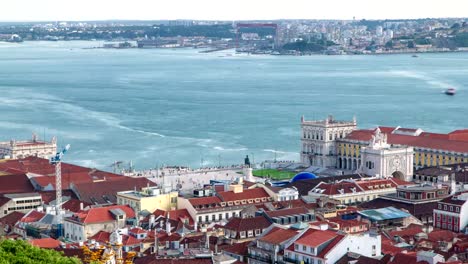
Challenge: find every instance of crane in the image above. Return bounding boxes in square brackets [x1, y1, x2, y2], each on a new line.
[50, 144, 70, 237]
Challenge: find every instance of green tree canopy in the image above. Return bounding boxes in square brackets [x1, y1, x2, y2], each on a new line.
[0, 239, 81, 264]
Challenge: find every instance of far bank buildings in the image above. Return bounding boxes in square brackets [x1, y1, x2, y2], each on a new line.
[300, 115, 468, 182]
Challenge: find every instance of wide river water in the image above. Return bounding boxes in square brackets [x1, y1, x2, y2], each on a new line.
[0, 41, 467, 170]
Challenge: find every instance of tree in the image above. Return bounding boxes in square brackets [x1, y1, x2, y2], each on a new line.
[407, 41, 415, 48]
[0, 239, 81, 264]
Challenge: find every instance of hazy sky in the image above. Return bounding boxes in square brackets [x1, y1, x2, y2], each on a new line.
[1, 0, 467, 21]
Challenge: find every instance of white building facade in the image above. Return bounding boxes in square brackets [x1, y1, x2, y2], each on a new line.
[360, 128, 414, 181]
[300, 115, 356, 168]
[0, 134, 57, 159]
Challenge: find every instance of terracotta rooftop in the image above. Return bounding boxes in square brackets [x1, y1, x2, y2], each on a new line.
[217, 188, 270, 202]
[72, 177, 157, 205]
[30, 238, 61, 249]
[223, 215, 271, 232]
[259, 227, 299, 244]
[21, 210, 46, 223]
[0, 173, 35, 194]
[285, 174, 363, 196]
[294, 228, 340, 248]
[68, 204, 136, 224]
[428, 229, 457, 243]
[0, 211, 25, 226]
[344, 127, 468, 153]
[188, 196, 222, 207]
[223, 241, 250, 256]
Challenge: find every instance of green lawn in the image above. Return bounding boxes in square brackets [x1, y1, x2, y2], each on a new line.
[252, 169, 296, 180]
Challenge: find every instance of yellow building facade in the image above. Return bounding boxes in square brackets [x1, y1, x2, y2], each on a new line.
[117, 187, 178, 213]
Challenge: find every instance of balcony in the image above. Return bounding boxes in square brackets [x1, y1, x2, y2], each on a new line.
[282, 257, 311, 264]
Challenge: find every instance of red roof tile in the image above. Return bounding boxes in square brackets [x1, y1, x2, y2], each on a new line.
[30, 238, 61, 249]
[21, 210, 45, 223]
[0, 173, 34, 194]
[295, 229, 339, 248]
[259, 227, 298, 244]
[223, 216, 271, 232]
[428, 229, 457, 242]
[223, 241, 250, 256]
[62, 199, 91, 212]
[72, 177, 156, 204]
[189, 196, 222, 207]
[0, 211, 25, 226]
[68, 204, 135, 224]
[344, 127, 468, 154]
[217, 188, 271, 202]
[389, 226, 424, 240]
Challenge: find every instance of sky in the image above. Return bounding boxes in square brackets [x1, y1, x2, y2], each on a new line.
[1, 0, 467, 22]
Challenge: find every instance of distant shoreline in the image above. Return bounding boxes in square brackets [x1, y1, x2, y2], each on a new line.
[2, 40, 468, 57]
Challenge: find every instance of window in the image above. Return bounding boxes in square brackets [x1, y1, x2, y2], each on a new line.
[438, 204, 442, 209]
[198, 216, 202, 223]
[303, 245, 306, 251]
[205, 215, 209, 222]
[212, 215, 216, 221]
[219, 214, 222, 220]
[444, 205, 447, 210]
[225, 212, 229, 219]
[450, 206, 453, 212]
[456, 207, 460, 212]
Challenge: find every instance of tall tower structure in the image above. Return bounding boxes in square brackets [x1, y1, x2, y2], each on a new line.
[50, 144, 70, 237]
[300, 115, 356, 168]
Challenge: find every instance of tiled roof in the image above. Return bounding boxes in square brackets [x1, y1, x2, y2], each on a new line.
[0, 196, 11, 207]
[439, 195, 467, 206]
[130, 227, 147, 234]
[68, 204, 135, 224]
[316, 233, 346, 258]
[381, 241, 405, 256]
[264, 207, 310, 218]
[328, 217, 368, 229]
[259, 227, 298, 244]
[0, 173, 35, 194]
[0, 211, 25, 226]
[428, 229, 457, 242]
[387, 252, 423, 264]
[295, 228, 340, 248]
[344, 127, 468, 153]
[188, 196, 222, 207]
[217, 188, 270, 202]
[223, 216, 271, 232]
[313, 180, 362, 195]
[72, 177, 157, 205]
[62, 199, 91, 212]
[152, 209, 194, 225]
[21, 210, 46, 223]
[89, 230, 111, 243]
[284, 174, 363, 196]
[39, 190, 77, 204]
[223, 241, 250, 256]
[389, 225, 424, 240]
[30, 238, 61, 248]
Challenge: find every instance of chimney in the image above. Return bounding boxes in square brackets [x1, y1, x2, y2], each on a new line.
[80, 203, 84, 211]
